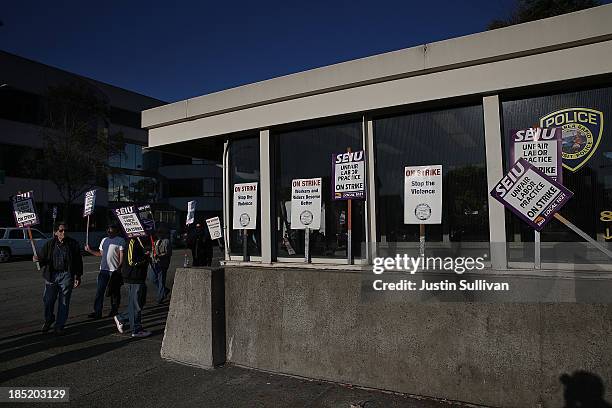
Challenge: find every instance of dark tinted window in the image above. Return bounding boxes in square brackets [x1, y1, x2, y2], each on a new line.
[108, 174, 157, 202]
[8, 229, 24, 239]
[0, 88, 42, 125]
[168, 179, 203, 197]
[109, 143, 144, 170]
[31, 230, 45, 239]
[229, 136, 261, 256]
[161, 153, 192, 166]
[110, 107, 140, 129]
[501, 86, 612, 264]
[273, 121, 365, 259]
[374, 105, 489, 255]
[0, 144, 43, 178]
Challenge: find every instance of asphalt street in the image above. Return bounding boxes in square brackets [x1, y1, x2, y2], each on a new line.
[0, 250, 474, 407]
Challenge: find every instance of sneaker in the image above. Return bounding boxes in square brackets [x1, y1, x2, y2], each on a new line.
[41, 320, 54, 334]
[113, 315, 125, 334]
[131, 330, 152, 338]
[87, 312, 102, 319]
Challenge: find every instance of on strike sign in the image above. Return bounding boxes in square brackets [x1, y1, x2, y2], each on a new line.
[11, 191, 39, 227]
[114, 206, 146, 237]
[206, 216, 223, 240]
[332, 150, 365, 200]
[83, 189, 97, 217]
[291, 178, 322, 230]
[232, 182, 258, 230]
[510, 127, 563, 183]
[404, 165, 442, 224]
[186, 200, 196, 226]
[491, 158, 573, 231]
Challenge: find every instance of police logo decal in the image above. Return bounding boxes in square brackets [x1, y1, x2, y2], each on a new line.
[539, 108, 604, 172]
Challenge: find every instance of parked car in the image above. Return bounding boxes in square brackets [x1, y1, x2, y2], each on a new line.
[0, 227, 49, 263]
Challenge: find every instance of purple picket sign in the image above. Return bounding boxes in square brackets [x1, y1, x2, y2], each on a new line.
[509, 127, 563, 184]
[331, 150, 366, 201]
[11, 191, 39, 228]
[491, 158, 573, 231]
[113, 205, 147, 238]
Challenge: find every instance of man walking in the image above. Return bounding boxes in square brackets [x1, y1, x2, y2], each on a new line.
[34, 222, 83, 335]
[187, 222, 213, 266]
[149, 226, 172, 304]
[85, 224, 125, 318]
[114, 237, 151, 338]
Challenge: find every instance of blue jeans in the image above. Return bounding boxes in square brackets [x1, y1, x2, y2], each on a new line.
[43, 271, 73, 329]
[117, 283, 147, 334]
[148, 263, 168, 303]
[93, 270, 121, 315]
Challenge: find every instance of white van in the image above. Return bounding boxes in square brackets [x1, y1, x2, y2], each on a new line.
[0, 227, 48, 262]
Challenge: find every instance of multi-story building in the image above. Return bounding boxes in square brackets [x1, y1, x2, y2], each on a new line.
[0, 50, 222, 233]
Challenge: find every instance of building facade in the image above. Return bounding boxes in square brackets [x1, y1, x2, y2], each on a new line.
[0, 51, 222, 233]
[143, 6, 612, 407]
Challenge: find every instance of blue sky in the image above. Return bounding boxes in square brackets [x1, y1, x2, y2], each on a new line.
[1, 1, 607, 103]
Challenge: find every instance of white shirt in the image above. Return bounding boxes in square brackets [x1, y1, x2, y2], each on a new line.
[99, 236, 125, 272]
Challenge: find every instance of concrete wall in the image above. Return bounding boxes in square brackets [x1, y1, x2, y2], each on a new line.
[224, 266, 612, 408]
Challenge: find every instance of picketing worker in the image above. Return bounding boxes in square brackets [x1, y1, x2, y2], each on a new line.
[113, 236, 152, 338]
[187, 222, 213, 266]
[85, 224, 125, 318]
[34, 222, 83, 335]
[148, 226, 172, 304]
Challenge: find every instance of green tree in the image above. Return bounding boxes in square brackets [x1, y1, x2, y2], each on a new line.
[488, 0, 601, 29]
[35, 82, 124, 224]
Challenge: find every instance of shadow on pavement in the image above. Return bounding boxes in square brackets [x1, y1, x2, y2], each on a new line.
[0, 303, 170, 376]
[0, 337, 135, 382]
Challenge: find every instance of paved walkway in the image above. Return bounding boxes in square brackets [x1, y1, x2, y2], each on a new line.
[0, 258, 477, 407]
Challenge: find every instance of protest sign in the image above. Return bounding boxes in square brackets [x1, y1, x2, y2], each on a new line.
[83, 189, 97, 217]
[11, 191, 41, 269]
[11, 191, 39, 228]
[137, 204, 156, 234]
[291, 178, 322, 230]
[491, 158, 573, 231]
[83, 189, 97, 245]
[404, 165, 442, 224]
[206, 216, 223, 240]
[114, 205, 147, 237]
[510, 127, 563, 183]
[232, 182, 258, 230]
[186, 200, 196, 226]
[332, 150, 365, 200]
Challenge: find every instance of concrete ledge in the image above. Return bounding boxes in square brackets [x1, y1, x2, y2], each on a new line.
[161, 267, 225, 369]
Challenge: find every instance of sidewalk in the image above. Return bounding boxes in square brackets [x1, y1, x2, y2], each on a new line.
[0, 304, 477, 408]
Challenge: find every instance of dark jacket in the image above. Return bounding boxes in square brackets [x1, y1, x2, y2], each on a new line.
[187, 230, 213, 266]
[39, 236, 83, 282]
[122, 238, 149, 284]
